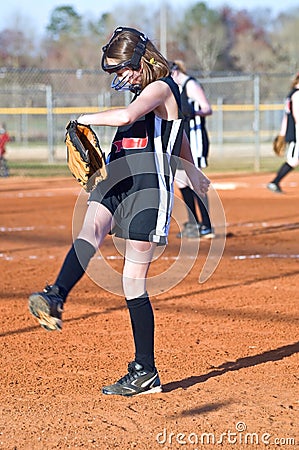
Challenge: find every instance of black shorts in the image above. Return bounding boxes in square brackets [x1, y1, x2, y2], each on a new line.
[89, 175, 169, 246]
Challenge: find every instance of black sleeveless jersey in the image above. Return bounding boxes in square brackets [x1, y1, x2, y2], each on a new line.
[90, 76, 185, 245]
[180, 77, 206, 131]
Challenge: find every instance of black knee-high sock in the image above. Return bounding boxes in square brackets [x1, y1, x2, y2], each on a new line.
[126, 292, 155, 372]
[195, 193, 211, 228]
[55, 238, 96, 300]
[272, 162, 294, 184]
[180, 186, 199, 223]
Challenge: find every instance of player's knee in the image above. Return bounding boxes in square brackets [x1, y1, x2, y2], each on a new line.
[122, 276, 146, 300]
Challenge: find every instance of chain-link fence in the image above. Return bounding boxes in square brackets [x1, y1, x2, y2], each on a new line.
[0, 68, 294, 170]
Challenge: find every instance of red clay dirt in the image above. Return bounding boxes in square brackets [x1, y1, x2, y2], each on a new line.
[0, 172, 298, 450]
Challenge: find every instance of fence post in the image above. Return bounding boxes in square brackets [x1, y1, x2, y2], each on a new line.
[46, 85, 54, 163]
[253, 74, 260, 172]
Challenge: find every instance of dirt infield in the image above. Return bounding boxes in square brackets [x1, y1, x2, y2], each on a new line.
[0, 172, 298, 450]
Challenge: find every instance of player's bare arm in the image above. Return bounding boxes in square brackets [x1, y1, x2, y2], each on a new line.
[78, 80, 174, 127]
[186, 79, 213, 116]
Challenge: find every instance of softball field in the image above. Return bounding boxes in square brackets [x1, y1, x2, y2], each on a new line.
[0, 171, 298, 449]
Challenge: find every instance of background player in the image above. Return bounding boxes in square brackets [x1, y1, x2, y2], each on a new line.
[0, 124, 10, 177]
[267, 72, 299, 193]
[171, 60, 214, 238]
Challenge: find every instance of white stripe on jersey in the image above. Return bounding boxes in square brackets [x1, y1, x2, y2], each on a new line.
[153, 116, 183, 240]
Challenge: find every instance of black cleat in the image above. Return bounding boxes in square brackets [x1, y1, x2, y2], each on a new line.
[102, 361, 162, 397]
[29, 284, 64, 331]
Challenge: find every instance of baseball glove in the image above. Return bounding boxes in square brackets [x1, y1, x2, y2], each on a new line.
[65, 120, 107, 192]
[273, 135, 286, 157]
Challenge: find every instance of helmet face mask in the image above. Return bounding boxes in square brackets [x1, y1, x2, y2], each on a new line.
[110, 70, 133, 91]
[101, 27, 148, 93]
[110, 68, 142, 94]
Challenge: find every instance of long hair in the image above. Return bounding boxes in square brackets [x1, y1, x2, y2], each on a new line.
[103, 29, 170, 90]
[291, 72, 299, 89]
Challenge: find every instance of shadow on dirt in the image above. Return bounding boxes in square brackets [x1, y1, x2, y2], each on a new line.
[179, 400, 234, 417]
[162, 341, 299, 393]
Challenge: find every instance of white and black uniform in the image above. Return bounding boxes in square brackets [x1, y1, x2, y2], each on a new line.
[90, 76, 184, 245]
[179, 76, 209, 169]
[175, 77, 210, 190]
[285, 87, 299, 167]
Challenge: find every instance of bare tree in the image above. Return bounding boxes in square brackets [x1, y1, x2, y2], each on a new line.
[0, 13, 39, 67]
[226, 8, 277, 73]
[177, 2, 227, 74]
[230, 32, 275, 72]
[188, 23, 226, 74]
[270, 9, 299, 73]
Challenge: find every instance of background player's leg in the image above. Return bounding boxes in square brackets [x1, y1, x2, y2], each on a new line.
[180, 186, 199, 224]
[195, 192, 210, 228]
[195, 192, 215, 238]
[268, 162, 293, 193]
[268, 142, 298, 193]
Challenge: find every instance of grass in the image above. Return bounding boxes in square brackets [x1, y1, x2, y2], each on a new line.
[5, 156, 281, 178]
[7, 161, 71, 178]
[206, 157, 281, 174]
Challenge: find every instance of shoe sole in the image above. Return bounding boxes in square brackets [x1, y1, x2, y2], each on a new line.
[200, 233, 215, 239]
[28, 294, 62, 331]
[102, 385, 162, 397]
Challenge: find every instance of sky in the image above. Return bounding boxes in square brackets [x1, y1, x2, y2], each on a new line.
[1, 0, 298, 36]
